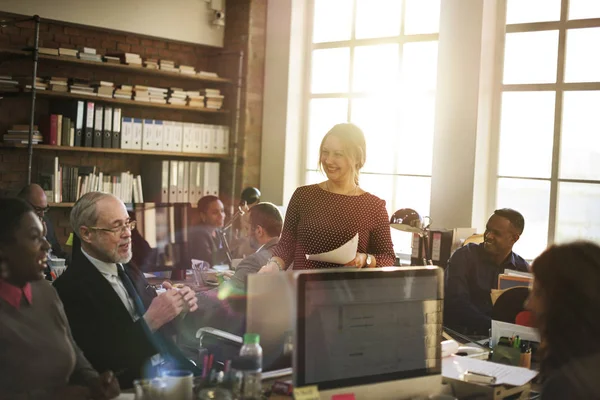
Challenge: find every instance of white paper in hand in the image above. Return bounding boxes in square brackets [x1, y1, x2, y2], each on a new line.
[305, 233, 359, 265]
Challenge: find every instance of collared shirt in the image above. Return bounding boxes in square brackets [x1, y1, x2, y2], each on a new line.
[444, 242, 529, 335]
[0, 279, 32, 309]
[81, 248, 139, 321]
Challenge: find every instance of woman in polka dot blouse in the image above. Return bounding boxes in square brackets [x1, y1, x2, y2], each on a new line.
[260, 123, 395, 272]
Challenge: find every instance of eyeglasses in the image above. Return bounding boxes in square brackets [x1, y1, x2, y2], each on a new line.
[88, 220, 137, 236]
[31, 204, 50, 216]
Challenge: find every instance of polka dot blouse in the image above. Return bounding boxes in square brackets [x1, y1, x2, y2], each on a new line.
[271, 184, 396, 270]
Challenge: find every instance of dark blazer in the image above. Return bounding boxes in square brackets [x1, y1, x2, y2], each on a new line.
[53, 247, 159, 389]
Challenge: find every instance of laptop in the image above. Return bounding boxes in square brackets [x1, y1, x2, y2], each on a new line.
[294, 267, 444, 399]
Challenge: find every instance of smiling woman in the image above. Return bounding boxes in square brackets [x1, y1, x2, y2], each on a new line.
[0, 197, 120, 399]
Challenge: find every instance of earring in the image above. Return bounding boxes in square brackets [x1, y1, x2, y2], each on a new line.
[0, 260, 9, 280]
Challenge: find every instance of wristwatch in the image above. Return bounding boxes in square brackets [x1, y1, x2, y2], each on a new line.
[366, 254, 373, 268]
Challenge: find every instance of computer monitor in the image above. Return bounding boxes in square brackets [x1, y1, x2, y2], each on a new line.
[294, 267, 444, 400]
[246, 272, 295, 373]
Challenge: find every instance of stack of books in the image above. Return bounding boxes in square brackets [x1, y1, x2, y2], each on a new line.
[114, 85, 133, 99]
[179, 65, 196, 75]
[187, 90, 205, 108]
[78, 47, 102, 62]
[92, 81, 115, 98]
[3, 124, 43, 144]
[107, 52, 142, 67]
[48, 76, 69, 92]
[167, 87, 187, 105]
[25, 77, 48, 91]
[69, 78, 95, 96]
[159, 59, 178, 73]
[103, 55, 121, 64]
[58, 48, 78, 58]
[144, 58, 159, 70]
[0, 75, 20, 93]
[39, 47, 59, 56]
[134, 85, 169, 103]
[204, 88, 224, 109]
[198, 71, 219, 79]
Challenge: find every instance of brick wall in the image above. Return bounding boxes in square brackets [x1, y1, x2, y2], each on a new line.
[0, 1, 267, 246]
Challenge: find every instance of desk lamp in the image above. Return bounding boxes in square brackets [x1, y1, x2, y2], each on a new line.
[390, 208, 432, 265]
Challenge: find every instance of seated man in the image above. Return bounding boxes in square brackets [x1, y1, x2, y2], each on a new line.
[54, 192, 200, 388]
[18, 183, 71, 267]
[444, 208, 529, 336]
[222, 202, 283, 293]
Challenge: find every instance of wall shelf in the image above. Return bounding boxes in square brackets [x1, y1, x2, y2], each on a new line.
[0, 48, 232, 84]
[0, 143, 230, 159]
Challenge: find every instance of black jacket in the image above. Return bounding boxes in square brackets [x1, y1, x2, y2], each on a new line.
[53, 247, 160, 388]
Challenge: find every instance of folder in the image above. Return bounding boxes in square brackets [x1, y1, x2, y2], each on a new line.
[132, 118, 143, 150]
[83, 101, 95, 147]
[154, 120, 164, 150]
[112, 108, 122, 148]
[172, 121, 183, 152]
[169, 160, 179, 203]
[121, 117, 133, 149]
[142, 119, 154, 151]
[102, 107, 113, 148]
[193, 123, 203, 153]
[182, 122, 194, 153]
[182, 161, 190, 204]
[93, 104, 103, 148]
[162, 121, 173, 152]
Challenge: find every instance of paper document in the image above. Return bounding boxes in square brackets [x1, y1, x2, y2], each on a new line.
[442, 356, 538, 386]
[504, 268, 533, 279]
[305, 233, 359, 265]
[491, 320, 540, 347]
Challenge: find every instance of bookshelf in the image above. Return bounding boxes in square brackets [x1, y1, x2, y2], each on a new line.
[48, 202, 75, 208]
[0, 48, 232, 84]
[0, 143, 230, 159]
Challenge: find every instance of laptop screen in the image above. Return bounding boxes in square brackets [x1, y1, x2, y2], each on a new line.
[295, 267, 443, 390]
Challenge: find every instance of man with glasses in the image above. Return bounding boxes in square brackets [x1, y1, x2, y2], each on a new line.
[54, 192, 200, 388]
[18, 183, 70, 270]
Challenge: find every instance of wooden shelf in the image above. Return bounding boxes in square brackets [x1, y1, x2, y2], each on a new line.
[0, 48, 232, 84]
[48, 202, 75, 208]
[0, 143, 230, 159]
[16, 90, 228, 115]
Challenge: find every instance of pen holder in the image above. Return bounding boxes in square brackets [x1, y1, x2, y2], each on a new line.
[490, 345, 521, 366]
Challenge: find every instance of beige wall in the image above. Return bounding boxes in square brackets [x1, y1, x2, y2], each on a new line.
[0, 0, 225, 46]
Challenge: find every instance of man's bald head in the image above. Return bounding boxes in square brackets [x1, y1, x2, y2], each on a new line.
[18, 184, 48, 217]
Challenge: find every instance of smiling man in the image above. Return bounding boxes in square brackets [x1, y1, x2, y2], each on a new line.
[54, 192, 199, 388]
[444, 208, 530, 336]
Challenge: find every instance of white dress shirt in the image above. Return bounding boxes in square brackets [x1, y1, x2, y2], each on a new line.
[81, 248, 140, 321]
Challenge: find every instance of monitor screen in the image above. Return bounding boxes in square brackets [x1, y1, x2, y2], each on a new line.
[295, 267, 443, 391]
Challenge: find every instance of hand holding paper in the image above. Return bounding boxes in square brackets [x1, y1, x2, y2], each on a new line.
[306, 233, 359, 265]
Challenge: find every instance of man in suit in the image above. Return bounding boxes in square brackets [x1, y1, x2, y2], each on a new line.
[18, 183, 71, 268]
[54, 192, 199, 388]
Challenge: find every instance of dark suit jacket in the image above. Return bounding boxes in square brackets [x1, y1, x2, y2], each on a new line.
[53, 248, 160, 389]
[44, 215, 71, 265]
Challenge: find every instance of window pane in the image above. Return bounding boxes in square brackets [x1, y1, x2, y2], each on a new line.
[560, 91, 600, 180]
[565, 28, 600, 83]
[404, 0, 441, 35]
[306, 170, 325, 186]
[506, 0, 561, 24]
[311, 48, 350, 93]
[353, 44, 400, 93]
[498, 92, 555, 179]
[397, 92, 435, 175]
[402, 41, 439, 92]
[503, 31, 559, 84]
[496, 178, 551, 260]
[361, 173, 395, 215]
[569, 0, 600, 20]
[355, 0, 402, 39]
[351, 97, 399, 173]
[393, 176, 431, 219]
[312, 0, 353, 43]
[306, 98, 349, 168]
[556, 182, 600, 243]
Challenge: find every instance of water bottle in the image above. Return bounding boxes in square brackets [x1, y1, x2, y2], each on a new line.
[239, 333, 262, 399]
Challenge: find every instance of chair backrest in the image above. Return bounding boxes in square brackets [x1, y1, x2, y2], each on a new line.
[463, 233, 484, 246]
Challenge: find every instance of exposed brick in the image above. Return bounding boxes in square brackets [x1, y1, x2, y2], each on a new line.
[54, 32, 70, 44]
[145, 46, 158, 56]
[141, 39, 154, 47]
[180, 44, 194, 53]
[2, 172, 25, 182]
[64, 26, 80, 36]
[168, 42, 181, 51]
[130, 44, 144, 55]
[1, 26, 20, 35]
[126, 36, 140, 45]
[158, 48, 173, 58]
[100, 40, 117, 51]
[117, 42, 131, 53]
[41, 40, 59, 48]
[71, 36, 87, 47]
[153, 40, 166, 49]
[109, 34, 127, 42]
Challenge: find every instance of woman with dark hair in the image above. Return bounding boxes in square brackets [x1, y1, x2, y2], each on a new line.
[0, 197, 119, 399]
[260, 123, 395, 272]
[189, 195, 229, 267]
[526, 241, 600, 399]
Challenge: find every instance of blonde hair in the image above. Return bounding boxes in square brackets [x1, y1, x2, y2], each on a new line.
[70, 192, 117, 238]
[317, 123, 366, 185]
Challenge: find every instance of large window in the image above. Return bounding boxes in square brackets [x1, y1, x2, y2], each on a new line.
[305, 0, 441, 253]
[493, 0, 600, 259]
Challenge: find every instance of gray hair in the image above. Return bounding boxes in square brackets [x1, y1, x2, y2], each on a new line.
[70, 192, 117, 238]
